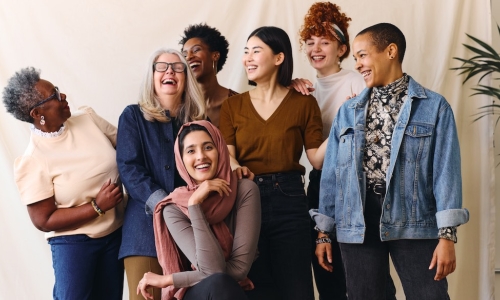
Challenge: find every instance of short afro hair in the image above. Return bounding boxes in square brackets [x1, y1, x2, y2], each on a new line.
[357, 23, 406, 63]
[299, 2, 352, 62]
[180, 23, 230, 73]
[2, 67, 42, 123]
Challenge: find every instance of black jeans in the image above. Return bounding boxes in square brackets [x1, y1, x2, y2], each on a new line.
[246, 172, 314, 300]
[309, 169, 397, 300]
[308, 169, 347, 300]
[184, 273, 248, 300]
[339, 189, 449, 300]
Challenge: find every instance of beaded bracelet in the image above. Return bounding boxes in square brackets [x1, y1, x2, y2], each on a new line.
[315, 237, 332, 244]
[91, 199, 105, 216]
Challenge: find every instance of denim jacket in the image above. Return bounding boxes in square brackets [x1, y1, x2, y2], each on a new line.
[116, 105, 178, 258]
[311, 76, 469, 243]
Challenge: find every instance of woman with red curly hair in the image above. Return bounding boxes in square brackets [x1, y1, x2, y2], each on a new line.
[292, 3, 396, 300]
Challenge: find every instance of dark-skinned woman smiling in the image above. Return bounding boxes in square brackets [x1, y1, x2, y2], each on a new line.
[3, 67, 125, 300]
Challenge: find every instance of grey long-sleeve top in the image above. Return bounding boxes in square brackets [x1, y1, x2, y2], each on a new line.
[163, 179, 261, 288]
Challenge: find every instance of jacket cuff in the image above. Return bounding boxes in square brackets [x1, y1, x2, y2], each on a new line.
[309, 209, 336, 233]
[145, 189, 168, 215]
[436, 208, 469, 228]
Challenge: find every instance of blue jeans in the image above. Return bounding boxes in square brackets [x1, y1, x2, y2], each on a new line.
[246, 172, 314, 300]
[339, 190, 449, 300]
[48, 228, 124, 300]
[184, 273, 248, 300]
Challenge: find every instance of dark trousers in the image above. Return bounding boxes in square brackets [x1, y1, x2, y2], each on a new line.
[339, 189, 449, 300]
[48, 227, 124, 300]
[308, 169, 397, 300]
[184, 273, 248, 300]
[246, 172, 314, 300]
[308, 169, 348, 300]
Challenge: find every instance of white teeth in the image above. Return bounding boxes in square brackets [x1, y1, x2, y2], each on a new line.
[312, 56, 325, 61]
[361, 71, 371, 78]
[247, 66, 257, 70]
[195, 164, 210, 169]
[162, 79, 176, 84]
[190, 62, 201, 68]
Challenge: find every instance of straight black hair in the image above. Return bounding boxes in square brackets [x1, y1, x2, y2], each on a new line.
[246, 26, 293, 87]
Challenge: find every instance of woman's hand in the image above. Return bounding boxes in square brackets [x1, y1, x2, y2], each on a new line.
[315, 233, 333, 272]
[233, 166, 255, 180]
[188, 178, 232, 206]
[94, 179, 123, 212]
[346, 93, 357, 100]
[137, 272, 172, 300]
[27, 178, 123, 232]
[429, 239, 456, 281]
[289, 78, 315, 95]
[238, 277, 255, 291]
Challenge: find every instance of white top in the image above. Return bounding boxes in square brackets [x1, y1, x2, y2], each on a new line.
[14, 106, 124, 239]
[312, 69, 366, 139]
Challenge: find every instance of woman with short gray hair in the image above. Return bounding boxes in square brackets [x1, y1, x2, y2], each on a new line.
[3, 67, 125, 300]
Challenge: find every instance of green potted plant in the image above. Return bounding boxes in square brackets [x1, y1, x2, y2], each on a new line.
[452, 25, 500, 123]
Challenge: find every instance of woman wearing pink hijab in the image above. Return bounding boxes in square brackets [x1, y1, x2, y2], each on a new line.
[136, 120, 261, 300]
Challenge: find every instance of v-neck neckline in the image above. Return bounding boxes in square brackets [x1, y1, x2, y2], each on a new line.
[246, 89, 292, 124]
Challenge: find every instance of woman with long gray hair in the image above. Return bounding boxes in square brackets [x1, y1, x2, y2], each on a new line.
[116, 48, 206, 300]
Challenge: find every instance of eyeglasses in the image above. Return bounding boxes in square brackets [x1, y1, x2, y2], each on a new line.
[30, 87, 62, 111]
[153, 62, 187, 73]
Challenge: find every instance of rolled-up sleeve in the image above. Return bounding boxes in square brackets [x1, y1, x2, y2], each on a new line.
[433, 101, 469, 227]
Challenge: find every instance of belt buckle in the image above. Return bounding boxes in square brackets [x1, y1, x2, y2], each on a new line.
[373, 183, 384, 195]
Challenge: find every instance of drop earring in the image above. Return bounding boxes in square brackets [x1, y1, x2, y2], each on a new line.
[40, 116, 45, 126]
[213, 61, 217, 75]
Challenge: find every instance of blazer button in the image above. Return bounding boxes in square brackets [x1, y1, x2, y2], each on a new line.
[164, 165, 170, 170]
[385, 232, 389, 236]
[386, 204, 390, 209]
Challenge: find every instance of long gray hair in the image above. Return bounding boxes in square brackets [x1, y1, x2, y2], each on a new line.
[138, 48, 206, 123]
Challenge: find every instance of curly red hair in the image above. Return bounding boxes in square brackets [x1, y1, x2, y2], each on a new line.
[299, 2, 352, 61]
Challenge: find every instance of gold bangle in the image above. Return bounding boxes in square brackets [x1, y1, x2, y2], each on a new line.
[91, 199, 105, 216]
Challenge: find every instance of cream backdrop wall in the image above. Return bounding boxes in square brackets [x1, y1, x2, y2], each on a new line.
[0, 0, 494, 299]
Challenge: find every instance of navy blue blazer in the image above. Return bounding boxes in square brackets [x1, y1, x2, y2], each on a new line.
[116, 104, 181, 259]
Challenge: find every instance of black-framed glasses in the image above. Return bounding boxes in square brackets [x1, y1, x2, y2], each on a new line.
[30, 87, 62, 111]
[153, 62, 187, 73]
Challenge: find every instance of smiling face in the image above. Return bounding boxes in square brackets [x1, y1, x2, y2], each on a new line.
[352, 33, 393, 88]
[305, 35, 346, 77]
[243, 36, 282, 84]
[32, 79, 71, 128]
[182, 37, 217, 81]
[181, 130, 219, 185]
[153, 53, 186, 99]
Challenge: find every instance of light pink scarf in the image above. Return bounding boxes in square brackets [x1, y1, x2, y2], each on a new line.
[153, 120, 237, 300]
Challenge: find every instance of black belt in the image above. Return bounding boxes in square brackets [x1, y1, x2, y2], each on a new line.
[368, 182, 386, 196]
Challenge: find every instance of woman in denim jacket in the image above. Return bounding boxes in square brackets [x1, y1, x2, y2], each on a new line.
[311, 23, 469, 300]
[116, 48, 205, 300]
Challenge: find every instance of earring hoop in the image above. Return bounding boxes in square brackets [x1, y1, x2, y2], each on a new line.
[213, 61, 217, 75]
[40, 116, 45, 126]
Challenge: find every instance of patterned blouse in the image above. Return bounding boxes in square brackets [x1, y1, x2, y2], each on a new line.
[363, 74, 409, 188]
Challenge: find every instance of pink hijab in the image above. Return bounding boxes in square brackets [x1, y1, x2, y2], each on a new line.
[153, 120, 237, 300]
